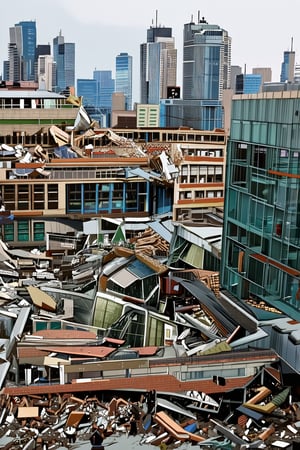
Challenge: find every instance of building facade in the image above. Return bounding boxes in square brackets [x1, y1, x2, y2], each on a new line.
[115, 52, 133, 110]
[221, 90, 300, 322]
[112, 127, 227, 221]
[140, 24, 177, 104]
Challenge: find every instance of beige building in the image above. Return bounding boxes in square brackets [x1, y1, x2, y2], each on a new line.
[252, 67, 272, 84]
[136, 104, 160, 128]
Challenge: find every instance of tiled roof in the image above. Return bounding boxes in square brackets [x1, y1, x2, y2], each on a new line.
[36, 346, 115, 358]
[131, 346, 159, 356]
[2, 374, 253, 397]
[32, 329, 97, 339]
[18, 347, 50, 359]
[264, 366, 282, 384]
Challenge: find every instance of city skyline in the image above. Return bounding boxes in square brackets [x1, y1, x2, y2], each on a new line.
[1, 0, 300, 102]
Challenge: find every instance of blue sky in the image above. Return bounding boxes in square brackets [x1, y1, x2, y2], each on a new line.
[1, 0, 300, 101]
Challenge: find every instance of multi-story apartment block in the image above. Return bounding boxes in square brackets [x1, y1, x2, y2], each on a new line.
[111, 127, 227, 221]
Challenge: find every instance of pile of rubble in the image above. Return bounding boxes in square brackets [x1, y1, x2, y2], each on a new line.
[0, 386, 300, 449]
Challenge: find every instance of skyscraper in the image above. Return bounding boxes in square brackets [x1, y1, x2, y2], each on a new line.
[53, 31, 75, 93]
[161, 14, 231, 130]
[115, 52, 133, 110]
[93, 70, 115, 127]
[183, 15, 231, 101]
[140, 14, 177, 104]
[8, 21, 36, 82]
[280, 48, 295, 83]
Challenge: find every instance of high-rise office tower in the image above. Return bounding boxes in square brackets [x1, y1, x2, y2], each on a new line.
[77, 79, 99, 108]
[280, 40, 295, 83]
[53, 31, 75, 93]
[161, 14, 231, 130]
[140, 13, 177, 104]
[183, 15, 231, 101]
[93, 70, 115, 127]
[8, 21, 36, 82]
[115, 52, 133, 110]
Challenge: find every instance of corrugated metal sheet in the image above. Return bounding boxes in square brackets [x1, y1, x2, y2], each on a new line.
[127, 259, 155, 278]
[110, 267, 138, 288]
[148, 221, 173, 243]
[182, 244, 204, 269]
[102, 256, 133, 276]
[174, 277, 237, 335]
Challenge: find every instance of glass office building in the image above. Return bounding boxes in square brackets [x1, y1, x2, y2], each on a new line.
[77, 79, 98, 107]
[160, 17, 231, 131]
[140, 25, 177, 104]
[221, 90, 300, 322]
[183, 19, 231, 101]
[93, 70, 115, 127]
[235, 74, 262, 94]
[115, 52, 133, 110]
[53, 32, 75, 93]
[8, 21, 36, 82]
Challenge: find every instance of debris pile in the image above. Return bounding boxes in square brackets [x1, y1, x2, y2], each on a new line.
[0, 386, 300, 449]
